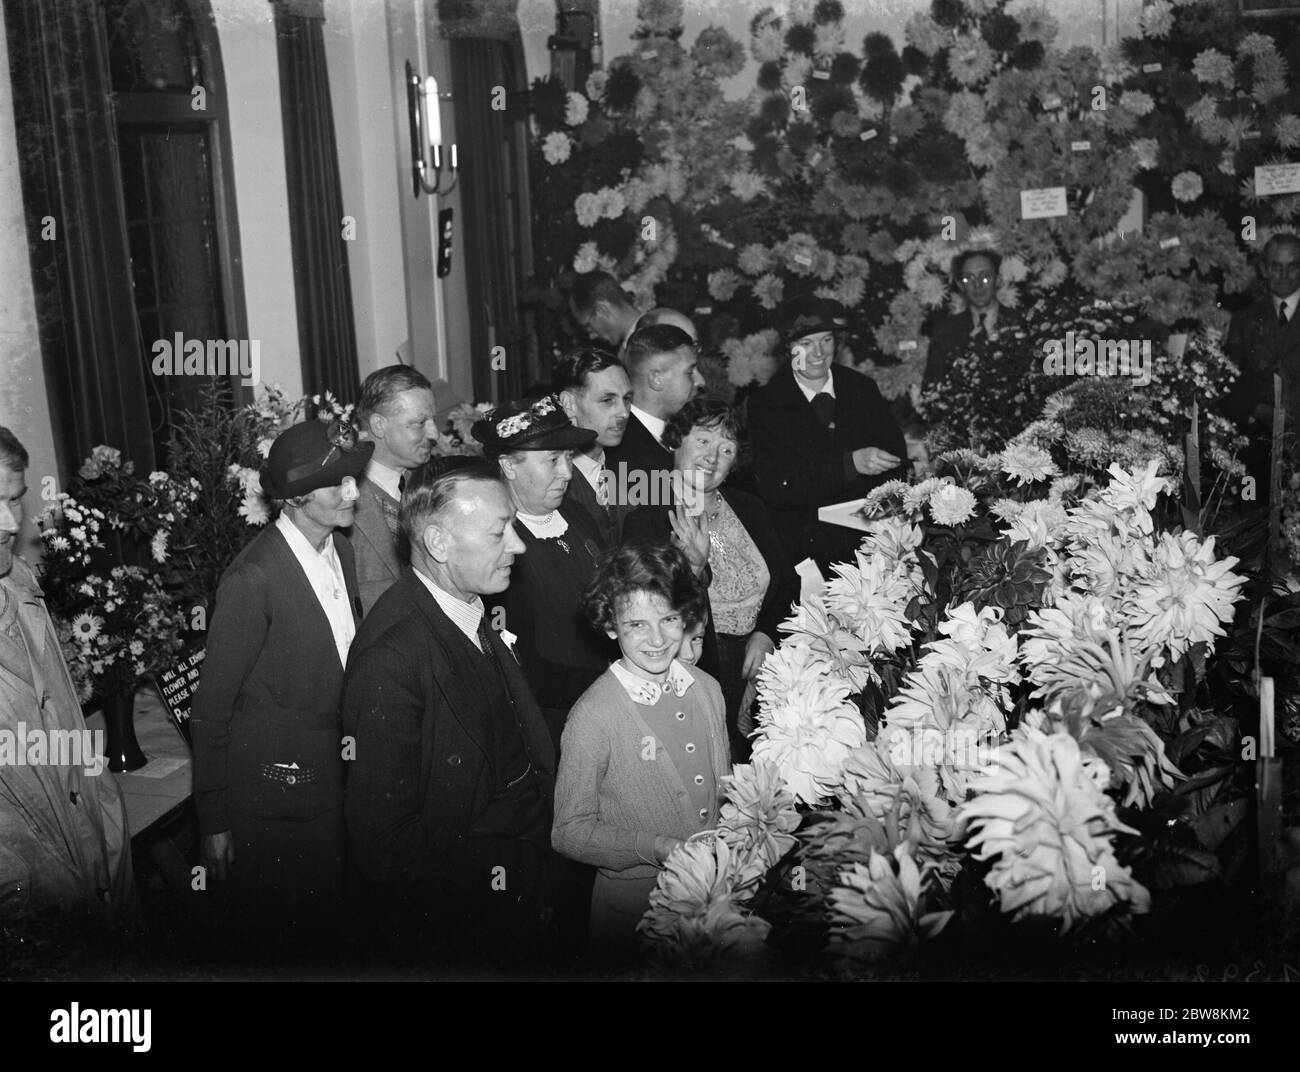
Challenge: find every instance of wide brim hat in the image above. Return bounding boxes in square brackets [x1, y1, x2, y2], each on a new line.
[261, 418, 373, 499]
[472, 396, 596, 456]
[780, 294, 843, 345]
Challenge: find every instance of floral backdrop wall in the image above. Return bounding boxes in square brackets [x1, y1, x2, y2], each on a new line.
[529, 0, 1297, 419]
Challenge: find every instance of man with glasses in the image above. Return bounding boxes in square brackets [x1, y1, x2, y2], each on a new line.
[191, 419, 371, 952]
[1225, 234, 1300, 486]
[350, 365, 438, 614]
[747, 294, 906, 571]
[923, 248, 1019, 388]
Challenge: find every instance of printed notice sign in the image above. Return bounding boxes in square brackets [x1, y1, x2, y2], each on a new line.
[1255, 163, 1300, 197]
[1020, 186, 1068, 219]
[157, 645, 205, 740]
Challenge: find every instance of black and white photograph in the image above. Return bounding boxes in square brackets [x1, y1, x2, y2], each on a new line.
[0, 0, 1298, 1027]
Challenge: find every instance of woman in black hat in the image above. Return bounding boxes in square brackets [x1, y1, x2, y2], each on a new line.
[190, 417, 372, 950]
[475, 396, 616, 752]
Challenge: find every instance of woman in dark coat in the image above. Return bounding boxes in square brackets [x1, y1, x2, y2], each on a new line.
[623, 398, 798, 761]
[477, 397, 616, 752]
[190, 419, 371, 948]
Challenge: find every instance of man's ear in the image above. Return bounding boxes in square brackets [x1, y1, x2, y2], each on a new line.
[421, 520, 450, 564]
[364, 409, 386, 441]
[558, 388, 578, 422]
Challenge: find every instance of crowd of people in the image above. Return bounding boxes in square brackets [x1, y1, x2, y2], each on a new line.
[182, 286, 907, 966]
[4, 234, 1293, 969]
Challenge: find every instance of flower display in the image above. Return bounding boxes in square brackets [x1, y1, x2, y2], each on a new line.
[959, 726, 1151, 935]
[718, 763, 802, 869]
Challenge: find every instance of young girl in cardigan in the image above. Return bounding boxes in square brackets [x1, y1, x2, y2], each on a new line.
[552, 542, 730, 961]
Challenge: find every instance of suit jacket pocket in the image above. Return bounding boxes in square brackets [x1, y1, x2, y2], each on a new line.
[253, 761, 334, 822]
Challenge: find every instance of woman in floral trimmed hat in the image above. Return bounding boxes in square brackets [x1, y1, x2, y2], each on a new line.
[475, 396, 615, 752]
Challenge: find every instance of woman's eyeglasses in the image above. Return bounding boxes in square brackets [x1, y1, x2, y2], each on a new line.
[961, 273, 995, 286]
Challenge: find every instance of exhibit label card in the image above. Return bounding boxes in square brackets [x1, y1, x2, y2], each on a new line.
[1020, 186, 1068, 219]
[1255, 163, 1300, 197]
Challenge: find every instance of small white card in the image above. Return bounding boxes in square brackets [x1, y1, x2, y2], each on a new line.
[793, 252, 813, 266]
[1159, 236, 1181, 249]
[1071, 140, 1091, 151]
[1167, 333, 1188, 359]
[1142, 63, 1162, 73]
[695, 305, 713, 315]
[1020, 186, 1069, 219]
[1042, 94, 1062, 110]
[794, 557, 826, 602]
[643, 50, 657, 60]
[898, 339, 918, 352]
[860, 128, 878, 141]
[813, 68, 830, 80]
[1256, 163, 1300, 197]
[809, 151, 823, 166]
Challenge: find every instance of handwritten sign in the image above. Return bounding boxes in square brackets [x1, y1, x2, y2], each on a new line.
[1255, 163, 1300, 197]
[1020, 186, 1068, 219]
[157, 645, 205, 740]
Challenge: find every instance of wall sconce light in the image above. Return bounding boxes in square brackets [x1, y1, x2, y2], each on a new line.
[406, 60, 458, 197]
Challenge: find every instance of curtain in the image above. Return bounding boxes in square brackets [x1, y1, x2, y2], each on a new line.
[450, 36, 526, 403]
[271, 0, 359, 403]
[2, 0, 155, 473]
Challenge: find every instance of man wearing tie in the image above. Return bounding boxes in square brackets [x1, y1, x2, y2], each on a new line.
[348, 366, 438, 614]
[747, 295, 906, 571]
[342, 459, 560, 963]
[1225, 233, 1300, 498]
[923, 249, 1020, 389]
[554, 344, 634, 547]
[604, 325, 704, 494]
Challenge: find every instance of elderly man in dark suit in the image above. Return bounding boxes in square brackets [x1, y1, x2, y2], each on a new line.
[191, 418, 371, 945]
[923, 248, 1021, 389]
[747, 294, 907, 572]
[605, 325, 704, 501]
[348, 365, 438, 614]
[1224, 233, 1300, 493]
[554, 344, 634, 547]
[342, 459, 559, 963]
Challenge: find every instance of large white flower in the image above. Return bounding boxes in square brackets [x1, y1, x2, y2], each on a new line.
[1100, 458, 1169, 514]
[1124, 532, 1246, 659]
[1004, 499, 1069, 552]
[751, 669, 867, 806]
[718, 763, 801, 870]
[728, 171, 767, 202]
[638, 839, 771, 965]
[574, 191, 601, 227]
[827, 845, 953, 963]
[573, 241, 598, 274]
[928, 484, 978, 527]
[823, 551, 915, 657]
[958, 726, 1150, 934]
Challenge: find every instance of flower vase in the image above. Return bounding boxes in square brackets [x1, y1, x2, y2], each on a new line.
[103, 690, 147, 773]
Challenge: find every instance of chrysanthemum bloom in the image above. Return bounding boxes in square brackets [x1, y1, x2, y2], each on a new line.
[707, 268, 742, 302]
[751, 669, 868, 806]
[719, 763, 802, 869]
[827, 844, 953, 963]
[959, 726, 1150, 934]
[1138, 0, 1173, 38]
[573, 191, 601, 227]
[753, 273, 784, 310]
[728, 170, 767, 201]
[928, 484, 978, 526]
[1171, 171, 1204, 203]
[736, 243, 773, 276]
[903, 12, 946, 57]
[541, 132, 572, 165]
[1124, 531, 1245, 660]
[564, 91, 589, 126]
[639, 839, 771, 965]
[861, 479, 914, 518]
[1000, 442, 1059, 485]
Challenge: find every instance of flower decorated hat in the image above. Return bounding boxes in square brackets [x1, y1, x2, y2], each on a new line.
[472, 396, 596, 458]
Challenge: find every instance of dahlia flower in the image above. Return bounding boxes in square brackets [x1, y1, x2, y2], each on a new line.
[719, 763, 801, 869]
[1124, 532, 1246, 659]
[827, 845, 953, 962]
[639, 839, 771, 964]
[823, 551, 916, 657]
[959, 726, 1151, 934]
